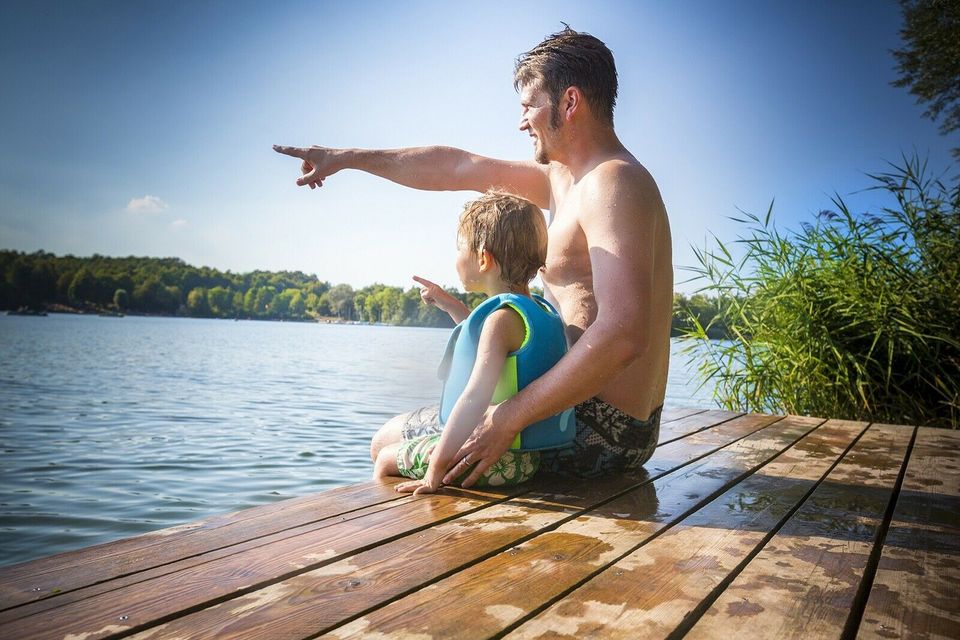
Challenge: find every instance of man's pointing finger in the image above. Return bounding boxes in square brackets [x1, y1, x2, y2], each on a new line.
[273, 145, 306, 159]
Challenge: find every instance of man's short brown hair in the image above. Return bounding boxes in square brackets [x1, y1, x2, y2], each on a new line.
[514, 26, 618, 127]
[458, 191, 547, 290]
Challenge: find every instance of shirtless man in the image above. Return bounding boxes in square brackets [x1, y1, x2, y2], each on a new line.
[275, 27, 673, 487]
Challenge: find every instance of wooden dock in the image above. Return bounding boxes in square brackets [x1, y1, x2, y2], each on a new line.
[0, 408, 957, 639]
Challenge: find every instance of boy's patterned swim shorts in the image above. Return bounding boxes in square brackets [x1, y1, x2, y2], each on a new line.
[396, 433, 539, 487]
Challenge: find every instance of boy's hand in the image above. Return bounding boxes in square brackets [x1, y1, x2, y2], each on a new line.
[395, 479, 440, 495]
[273, 145, 342, 190]
[412, 275, 449, 307]
[413, 276, 470, 323]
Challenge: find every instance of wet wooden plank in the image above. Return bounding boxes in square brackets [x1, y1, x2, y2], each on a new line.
[660, 405, 709, 423]
[0, 481, 407, 609]
[315, 415, 818, 639]
[0, 405, 716, 631]
[503, 419, 867, 639]
[857, 426, 960, 639]
[683, 423, 913, 640]
[0, 482, 442, 628]
[0, 487, 517, 640]
[112, 412, 771, 639]
[657, 409, 742, 444]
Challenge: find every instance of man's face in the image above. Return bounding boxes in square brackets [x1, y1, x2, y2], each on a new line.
[518, 82, 560, 165]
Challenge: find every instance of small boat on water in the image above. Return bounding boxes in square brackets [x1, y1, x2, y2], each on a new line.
[98, 310, 125, 317]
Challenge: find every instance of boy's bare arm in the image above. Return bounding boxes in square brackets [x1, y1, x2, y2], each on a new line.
[396, 308, 525, 494]
[273, 145, 551, 210]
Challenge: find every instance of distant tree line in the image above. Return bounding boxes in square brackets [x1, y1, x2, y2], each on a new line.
[0, 249, 730, 335]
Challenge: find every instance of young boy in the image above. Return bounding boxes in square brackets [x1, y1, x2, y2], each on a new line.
[373, 191, 574, 494]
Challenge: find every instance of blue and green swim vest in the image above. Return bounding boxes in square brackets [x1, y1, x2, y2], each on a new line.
[437, 292, 576, 451]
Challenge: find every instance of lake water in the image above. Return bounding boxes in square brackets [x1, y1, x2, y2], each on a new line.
[0, 313, 717, 566]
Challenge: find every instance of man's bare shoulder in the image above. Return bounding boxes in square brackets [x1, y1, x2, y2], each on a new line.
[581, 157, 665, 218]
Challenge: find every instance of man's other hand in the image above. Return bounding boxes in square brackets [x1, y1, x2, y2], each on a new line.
[443, 404, 518, 488]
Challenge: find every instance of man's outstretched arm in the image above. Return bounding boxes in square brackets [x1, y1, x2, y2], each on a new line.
[444, 163, 667, 487]
[273, 145, 551, 209]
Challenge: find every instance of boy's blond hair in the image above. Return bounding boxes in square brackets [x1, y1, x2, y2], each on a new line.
[458, 191, 548, 289]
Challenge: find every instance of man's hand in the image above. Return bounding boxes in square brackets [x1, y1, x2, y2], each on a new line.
[413, 276, 469, 323]
[273, 145, 342, 190]
[442, 404, 519, 488]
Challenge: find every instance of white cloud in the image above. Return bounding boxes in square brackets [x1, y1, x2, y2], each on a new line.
[170, 219, 189, 228]
[126, 195, 169, 213]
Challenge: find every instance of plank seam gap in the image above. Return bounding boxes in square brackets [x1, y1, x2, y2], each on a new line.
[311, 415, 786, 638]
[840, 424, 919, 640]
[487, 416, 825, 640]
[663, 420, 873, 640]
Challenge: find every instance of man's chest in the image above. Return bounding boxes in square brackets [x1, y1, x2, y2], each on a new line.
[544, 196, 591, 286]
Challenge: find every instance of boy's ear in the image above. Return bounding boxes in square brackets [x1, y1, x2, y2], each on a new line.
[478, 249, 496, 273]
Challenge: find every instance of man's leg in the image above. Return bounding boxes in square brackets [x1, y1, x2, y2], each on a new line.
[540, 399, 661, 477]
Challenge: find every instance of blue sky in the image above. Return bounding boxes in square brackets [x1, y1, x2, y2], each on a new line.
[0, 0, 954, 293]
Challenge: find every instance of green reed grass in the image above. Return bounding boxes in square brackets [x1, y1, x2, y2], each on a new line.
[682, 155, 959, 428]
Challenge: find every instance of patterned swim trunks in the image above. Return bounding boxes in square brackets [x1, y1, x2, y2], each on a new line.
[397, 405, 539, 487]
[539, 398, 662, 478]
[398, 405, 444, 441]
[396, 433, 540, 487]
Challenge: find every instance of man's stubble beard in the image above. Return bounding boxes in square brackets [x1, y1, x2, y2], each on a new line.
[534, 105, 562, 165]
[535, 144, 549, 165]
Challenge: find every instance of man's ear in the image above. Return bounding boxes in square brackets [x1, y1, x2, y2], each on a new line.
[562, 86, 582, 122]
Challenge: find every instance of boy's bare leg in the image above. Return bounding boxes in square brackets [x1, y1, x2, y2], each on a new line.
[370, 414, 406, 462]
[373, 443, 402, 480]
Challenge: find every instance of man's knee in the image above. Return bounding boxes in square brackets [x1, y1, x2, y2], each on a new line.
[370, 413, 405, 461]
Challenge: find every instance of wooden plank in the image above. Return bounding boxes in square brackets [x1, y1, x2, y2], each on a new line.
[857, 426, 960, 639]
[504, 419, 867, 639]
[50, 416, 756, 637]
[0, 487, 521, 640]
[657, 409, 741, 444]
[0, 481, 407, 609]
[313, 415, 818, 639]
[683, 423, 913, 640]
[117, 413, 784, 640]
[0, 405, 700, 607]
[0, 484, 442, 627]
[659, 405, 709, 423]
[123, 478, 638, 640]
[0, 405, 719, 630]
